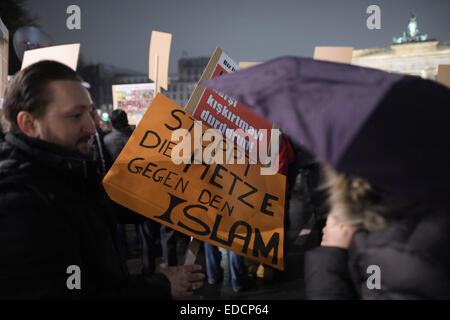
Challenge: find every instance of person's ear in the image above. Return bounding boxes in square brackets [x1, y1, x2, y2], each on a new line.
[17, 111, 40, 138]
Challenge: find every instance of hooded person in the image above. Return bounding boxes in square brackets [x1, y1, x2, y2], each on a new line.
[103, 109, 133, 163]
[304, 166, 450, 299]
[200, 56, 450, 299]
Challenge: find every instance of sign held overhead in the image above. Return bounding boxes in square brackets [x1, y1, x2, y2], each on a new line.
[185, 47, 274, 166]
[313, 46, 354, 64]
[149, 31, 172, 93]
[21, 43, 80, 71]
[437, 65, 450, 89]
[239, 62, 261, 69]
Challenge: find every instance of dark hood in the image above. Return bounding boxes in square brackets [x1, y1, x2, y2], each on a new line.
[201, 56, 450, 212]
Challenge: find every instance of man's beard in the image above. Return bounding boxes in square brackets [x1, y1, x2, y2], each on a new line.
[40, 126, 93, 156]
[77, 135, 93, 155]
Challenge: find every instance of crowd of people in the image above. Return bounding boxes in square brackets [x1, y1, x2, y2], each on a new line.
[0, 60, 449, 300]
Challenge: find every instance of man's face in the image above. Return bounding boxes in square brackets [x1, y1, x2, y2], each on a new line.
[33, 80, 97, 154]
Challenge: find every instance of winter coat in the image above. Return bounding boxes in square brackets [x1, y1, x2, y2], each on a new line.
[0, 133, 171, 299]
[305, 201, 450, 299]
[103, 126, 134, 163]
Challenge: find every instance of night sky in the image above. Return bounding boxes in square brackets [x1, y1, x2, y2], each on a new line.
[25, 0, 450, 74]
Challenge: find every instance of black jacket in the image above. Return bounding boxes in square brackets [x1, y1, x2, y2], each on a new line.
[304, 207, 450, 299]
[0, 133, 170, 299]
[104, 126, 133, 163]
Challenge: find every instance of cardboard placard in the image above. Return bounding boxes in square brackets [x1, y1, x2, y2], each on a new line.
[103, 94, 286, 270]
[437, 65, 450, 89]
[21, 43, 80, 71]
[239, 62, 261, 69]
[112, 83, 156, 125]
[149, 31, 172, 92]
[313, 46, 354, 64]
[0, 17, 8, 102]
[185, 47, 273, 164]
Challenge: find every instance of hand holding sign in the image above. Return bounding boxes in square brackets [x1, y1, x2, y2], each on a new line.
[158, 264, 205, 298]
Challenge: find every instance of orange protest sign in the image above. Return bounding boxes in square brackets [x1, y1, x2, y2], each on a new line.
[103, 94, 286, 270]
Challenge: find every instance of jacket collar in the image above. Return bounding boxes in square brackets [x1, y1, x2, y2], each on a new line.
[4, 133, 99, 179]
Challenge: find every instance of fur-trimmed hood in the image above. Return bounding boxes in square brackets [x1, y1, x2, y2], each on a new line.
[324, 165, 387, 231]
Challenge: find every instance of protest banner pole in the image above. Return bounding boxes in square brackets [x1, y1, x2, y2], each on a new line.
[184, 237, 202, 265]
[148, 31, 171, 95]
[154, 55, 159, 94]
